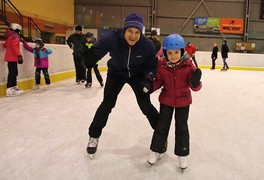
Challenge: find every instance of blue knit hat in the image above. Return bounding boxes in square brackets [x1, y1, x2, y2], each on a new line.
[124, 13, 144, 32]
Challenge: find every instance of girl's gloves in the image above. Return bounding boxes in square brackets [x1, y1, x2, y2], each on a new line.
[190, 68, 202, 88]
[18, 56, 23, 64]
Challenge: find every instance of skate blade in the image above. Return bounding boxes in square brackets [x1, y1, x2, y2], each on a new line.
[180, 167, 187, 173]
[147, 161, 155, 166]
[89, 154, 95, 159]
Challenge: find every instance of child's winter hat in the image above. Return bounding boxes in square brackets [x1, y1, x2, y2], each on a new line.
[124, 13, 144, 33]
[75, 25, 82, 31]
[85, 32, 93, 38]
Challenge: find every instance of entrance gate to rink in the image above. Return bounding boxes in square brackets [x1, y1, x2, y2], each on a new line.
[74, 0, 264, 53]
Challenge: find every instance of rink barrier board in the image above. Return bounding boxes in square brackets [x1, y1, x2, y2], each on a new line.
[1, 65, 263, 97]
[0, 66, 107, 97]
[199, 65, 264, 71]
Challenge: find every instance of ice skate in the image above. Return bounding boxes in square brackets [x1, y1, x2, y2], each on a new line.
[148, 151, 163, 165]
[33, 84, 40, 90]
[178, 156, 188, 172]
[6, 87, 23, 97]
[81, 79, 86, 84]
[14, 86, 24, 94]
[86, 137, 99, 159]
[45, 84, 50, 90]
[85, 83, 92, 88]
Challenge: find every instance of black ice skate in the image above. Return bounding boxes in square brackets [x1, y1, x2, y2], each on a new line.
[86, 137, 99, 159]
[85, 83, 92, 88]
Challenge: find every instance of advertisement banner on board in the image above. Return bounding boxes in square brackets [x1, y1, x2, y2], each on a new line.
[194, 17, 244, 34]
[220, 18, 244, 34]
[194, 17, 220, 33]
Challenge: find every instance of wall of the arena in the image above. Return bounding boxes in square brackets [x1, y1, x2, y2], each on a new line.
[1, 40, 264, 97]
[11, 0, 75, 26]
[74, 0, 264, 53]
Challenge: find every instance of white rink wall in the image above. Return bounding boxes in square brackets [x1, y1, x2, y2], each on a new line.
[196, 51, 264, 68]
[1, 41, 264, 85]
[0, 41, 109, 85]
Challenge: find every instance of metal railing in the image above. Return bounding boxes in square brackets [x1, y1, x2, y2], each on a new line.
[0, 0, 41, 40]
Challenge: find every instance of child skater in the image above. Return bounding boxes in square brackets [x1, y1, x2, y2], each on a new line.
[144, 34, 202, 171]
[83, 32, 103, 88]
[4, 23, 24, 96]
[22, 39, 52, 89]
[211, 43, 218, 70]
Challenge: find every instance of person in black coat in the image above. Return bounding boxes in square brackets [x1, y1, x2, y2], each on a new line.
[211, 43, 218, 70]
[86, 13, 161, 158]
[221, 40, 229, 71]
[67, 25, 86, 84]
[150, 30, 161, 54]
[83, 32, 103, 88]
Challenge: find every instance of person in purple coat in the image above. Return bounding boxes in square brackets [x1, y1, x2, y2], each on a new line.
[23, 39, 53, 89]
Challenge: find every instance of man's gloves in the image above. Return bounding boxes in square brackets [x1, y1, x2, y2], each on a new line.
[190, 68, 202, 88]
[142, 72, 155, 94]
[18, 56, 23, 64]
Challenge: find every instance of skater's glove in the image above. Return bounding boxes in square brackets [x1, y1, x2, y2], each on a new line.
[190, 68, 202, 88]
[18, 56, 23, 64]
[142, 72, 155, 94]
[42, 48, 48, 53]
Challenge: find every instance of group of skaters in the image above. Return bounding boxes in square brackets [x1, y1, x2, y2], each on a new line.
[85, 13, 202, 172]
[4, 23, 53, 97]
[3, 23, 104, 97]
[66, 25, 104, 88]
[211, 40, 230, 71]
[4, 12, 233, 172]
[150, 30, 231, 71]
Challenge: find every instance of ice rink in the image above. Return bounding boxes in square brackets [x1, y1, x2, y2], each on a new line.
[0, 69, 264, 180]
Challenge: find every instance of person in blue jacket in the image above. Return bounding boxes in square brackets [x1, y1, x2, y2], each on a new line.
[86, 13, 160, 158]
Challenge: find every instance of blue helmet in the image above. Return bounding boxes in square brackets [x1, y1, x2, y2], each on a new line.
[163, 34, 185, 50]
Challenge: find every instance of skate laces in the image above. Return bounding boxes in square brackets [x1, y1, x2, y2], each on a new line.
[88, 138, 98, 148]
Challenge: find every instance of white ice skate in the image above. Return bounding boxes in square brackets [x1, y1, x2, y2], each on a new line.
[148, 151, 163, 165]
[86, 137, 99, 159]
[33, 84, 40, 90]
[178, 156, 188, 172]
[6, 87, 23, 97]
[45, 84, 50, 90]
[14, 86, 24, 94]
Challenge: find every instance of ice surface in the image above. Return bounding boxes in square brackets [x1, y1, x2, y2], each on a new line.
[0, 70, 264, 180]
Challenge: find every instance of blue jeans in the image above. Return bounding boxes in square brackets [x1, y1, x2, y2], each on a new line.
[222, 58, 229, 69]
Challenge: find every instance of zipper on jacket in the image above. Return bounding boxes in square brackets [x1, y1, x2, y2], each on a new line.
[127, 47, 131, 78]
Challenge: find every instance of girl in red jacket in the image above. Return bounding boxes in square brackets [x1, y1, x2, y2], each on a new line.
[4, 23, 24, 97]
[147, 34, 202, 171]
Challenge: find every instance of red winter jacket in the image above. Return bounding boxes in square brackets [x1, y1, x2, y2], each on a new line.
[153, 58, 202, 108]
[185, 44, 196, 57]
[4, 29, 22, 62]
